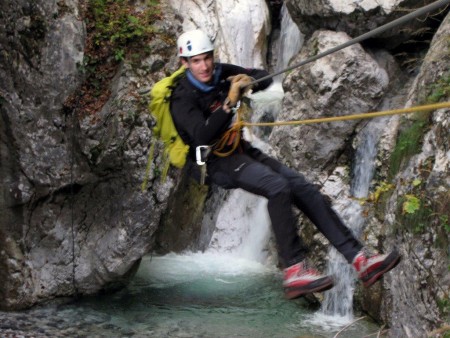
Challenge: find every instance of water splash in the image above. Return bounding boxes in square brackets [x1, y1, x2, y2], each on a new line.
[320, 201, 364, 320]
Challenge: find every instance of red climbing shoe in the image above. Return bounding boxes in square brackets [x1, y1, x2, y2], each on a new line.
[283, 261, 334, 299]
[352, 248, 401, 287]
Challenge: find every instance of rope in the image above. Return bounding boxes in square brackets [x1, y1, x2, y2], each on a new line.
[212, 102, 450, 157]
[250, 0, 450, 86]
[243, 101, 450, 127]
[212, 128, 242, 157]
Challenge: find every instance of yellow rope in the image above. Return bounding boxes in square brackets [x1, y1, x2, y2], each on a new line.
[212, 101, 450, 158]
[242, 101, 450, 127]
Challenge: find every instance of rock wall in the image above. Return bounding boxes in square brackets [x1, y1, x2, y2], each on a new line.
[271, 29, 389, 180]
[382, 12, 450, 336]
[0, 0, 185, 309]
[286, 0, 439, 47]
[0, 0, 86, 309]
[0, 0, 448, 337]
[169, 0, 271, 68]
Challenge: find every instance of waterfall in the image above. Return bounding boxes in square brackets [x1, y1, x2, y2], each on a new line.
[204, 128, 279, 265]
[206, 187, 271, 263]
[310, 117, 388, 326]
[274, 4, 304, 81]
[351, 120, 387, 199]
[249, 3, 303, 137]
[203, 3, 303, 261]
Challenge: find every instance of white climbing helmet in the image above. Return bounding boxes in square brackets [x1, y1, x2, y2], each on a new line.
[177, 29, 214, 57]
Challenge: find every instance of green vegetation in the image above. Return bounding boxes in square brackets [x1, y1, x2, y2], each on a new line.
[368, 72, 450, 244]
[387, 72, 450, 238]
[394, 174, 449, 238]
[435, 299, 450, 337]
[65, 0, 161, 115]
[89, 0, 160, 61]
[402, 194, 421, 215]
[366, 181, 394, 204]
[426, 73, 450, 103]
[389, 72, 450, 179]
[388, 113, 430, 180]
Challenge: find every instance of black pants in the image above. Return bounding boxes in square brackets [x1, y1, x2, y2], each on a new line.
[207, 145, 363, 267]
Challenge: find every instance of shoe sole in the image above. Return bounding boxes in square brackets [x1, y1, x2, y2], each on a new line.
[362, 250, 402, 288]
[284, 277, 334, 300]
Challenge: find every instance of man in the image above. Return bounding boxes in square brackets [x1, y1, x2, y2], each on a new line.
[170, 29, 401, 299]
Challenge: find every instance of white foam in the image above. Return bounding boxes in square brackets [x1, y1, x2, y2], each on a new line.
[303, 311, 354, 331]
[138, 251, 275, 285]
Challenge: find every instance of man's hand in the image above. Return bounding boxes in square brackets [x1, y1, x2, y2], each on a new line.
[223, 74, 254, 112]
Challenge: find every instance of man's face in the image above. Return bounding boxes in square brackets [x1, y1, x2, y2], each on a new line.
[182, 52, 214, 83]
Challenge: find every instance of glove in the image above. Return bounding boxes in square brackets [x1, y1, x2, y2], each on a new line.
[228, 74, 254, 90]
[224, 74, 254, 109]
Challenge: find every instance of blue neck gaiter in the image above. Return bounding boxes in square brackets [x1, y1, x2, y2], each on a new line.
[186, 64, 222, 93]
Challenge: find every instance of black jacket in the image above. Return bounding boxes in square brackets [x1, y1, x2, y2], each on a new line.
[170, 63, 273, 161]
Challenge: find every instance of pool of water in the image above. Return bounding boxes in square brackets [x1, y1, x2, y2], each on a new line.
[0, 253, 380, 337]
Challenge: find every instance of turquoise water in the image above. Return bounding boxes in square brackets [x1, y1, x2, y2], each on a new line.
[75, 253, 379, 337]
[0, 253, 380, 337]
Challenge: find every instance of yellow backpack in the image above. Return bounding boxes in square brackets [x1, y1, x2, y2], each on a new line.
[141, 66, 189, 190]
